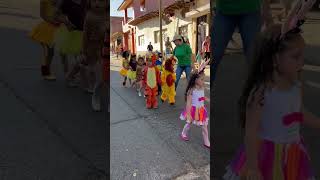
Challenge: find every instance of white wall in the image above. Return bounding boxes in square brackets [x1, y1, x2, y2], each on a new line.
[135, 9, 192, 55]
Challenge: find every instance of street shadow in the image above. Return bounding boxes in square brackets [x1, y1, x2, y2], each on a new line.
[0, 25, 107, 178]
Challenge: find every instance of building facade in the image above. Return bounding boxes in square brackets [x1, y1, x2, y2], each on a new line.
[118, 0, 210, 56]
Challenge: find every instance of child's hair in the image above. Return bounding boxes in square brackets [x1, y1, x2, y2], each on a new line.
[185, 70, 205, 101]
[122, 51, 129, 59]
[238, 24, 304, 128]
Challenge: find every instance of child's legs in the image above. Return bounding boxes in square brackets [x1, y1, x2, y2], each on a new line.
[152, 88, 158, 108]
[168, 86, 175, 103]
[87, 64, 97, 90]
[41, 44, 54, 76]
[160, 85, 167, 100]
[60, 53, 69, 76]
[93, 62, 103, 97]
[138, 81, 143, 91]
[79, 64, 89, 89]
[181, 123, 191, 136]
[146, 93, 152, 108]
[202, 124, 210, 145]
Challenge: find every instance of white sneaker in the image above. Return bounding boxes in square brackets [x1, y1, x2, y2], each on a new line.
[138, 91, 142, 97]
[92, 95, 101, 112]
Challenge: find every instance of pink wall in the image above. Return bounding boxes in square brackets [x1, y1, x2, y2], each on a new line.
[110, 16, 123, 34]
[131, 0, 176, 19]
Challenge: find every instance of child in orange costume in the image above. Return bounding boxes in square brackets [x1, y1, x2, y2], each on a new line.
[143, 54, 161, 109]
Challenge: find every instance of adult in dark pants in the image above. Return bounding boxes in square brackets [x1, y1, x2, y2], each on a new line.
[210, 0, 272, 83]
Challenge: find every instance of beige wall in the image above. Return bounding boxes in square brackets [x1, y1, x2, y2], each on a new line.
[135, 9, 193, 56]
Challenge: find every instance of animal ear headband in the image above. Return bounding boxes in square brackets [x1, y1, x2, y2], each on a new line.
[197, 59, 210, 74]
[280, 0, 316, 39]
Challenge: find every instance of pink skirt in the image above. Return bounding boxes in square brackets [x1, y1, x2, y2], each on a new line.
[180, 105, 208, 126]
[223, 138, 315, 180]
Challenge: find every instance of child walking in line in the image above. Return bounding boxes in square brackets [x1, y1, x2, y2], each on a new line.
[143, 54, 161, 109]
[120, 51, 130, 87]
[30, 0, 69, 80]
[161, 56, 177, 105]
[224, 1, 320, 179]
[127, 54, 137, 86]
[156, 52, 163, 96]
[132, 56, 145, 96]
[180, 60, 210, 149]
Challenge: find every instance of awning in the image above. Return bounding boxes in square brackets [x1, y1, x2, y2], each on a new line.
[118, 0, 133, 11]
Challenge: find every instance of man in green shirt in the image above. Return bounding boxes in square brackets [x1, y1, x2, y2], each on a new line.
[211, 0, 272, 82]
[172, 34, 194, 89]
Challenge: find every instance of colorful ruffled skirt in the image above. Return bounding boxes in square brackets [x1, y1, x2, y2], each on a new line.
[53, 26, 83, 55]
[127, 70, 136, 80]
[119, 68, 128, 77]
[180, 105, 208, 126]
[29, 21, 59, 46]
[223, 138, 315, 180]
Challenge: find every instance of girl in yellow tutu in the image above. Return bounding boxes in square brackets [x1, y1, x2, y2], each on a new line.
[120, 51, 130, 87]
[127, 54, 137, 86]
[54, 0, 88, 85]
[30, 0, 71, 80]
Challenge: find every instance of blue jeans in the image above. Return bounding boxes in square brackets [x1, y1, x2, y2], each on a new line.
[211, 10, 262, 83]
[175, 65, 192, 89]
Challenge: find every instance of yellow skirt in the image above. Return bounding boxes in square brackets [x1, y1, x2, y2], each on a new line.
[54, 26, 83, 55]
[127, 70, 136, 80]
[119, 68, 128, 77]
[29, 21, 59, 46]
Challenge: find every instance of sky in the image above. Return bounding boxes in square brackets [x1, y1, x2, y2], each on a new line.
[110, 0, 133, 17]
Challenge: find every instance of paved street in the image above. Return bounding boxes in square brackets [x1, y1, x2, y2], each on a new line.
[110, 54, 210, 180]
[212, 12, 320, 179]
[0, 0, 106, 179]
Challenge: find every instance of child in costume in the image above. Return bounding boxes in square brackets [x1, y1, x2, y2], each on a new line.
[161, 56, 177, 105]
[180, 60, 210, 149]
[223, 1, 320, 179]
[132, 56, 145, 97]
[59, 0, 104, 90]
[120, 51, 130, 87]
[30, 0, 69, 80]
[127, 54, 137, 85]
[155, 52, 163, 95]
[143, 54, 161, 109]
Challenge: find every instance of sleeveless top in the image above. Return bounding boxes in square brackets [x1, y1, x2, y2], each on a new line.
[259, 83, 302, 144]
[191, 89, 206, 108]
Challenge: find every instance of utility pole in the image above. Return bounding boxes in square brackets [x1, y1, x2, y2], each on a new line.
[159, 0, 163, 56]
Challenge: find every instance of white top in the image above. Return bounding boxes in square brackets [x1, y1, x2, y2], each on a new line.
[191, 89, 205, 107]
[259, 83, 302, 143]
